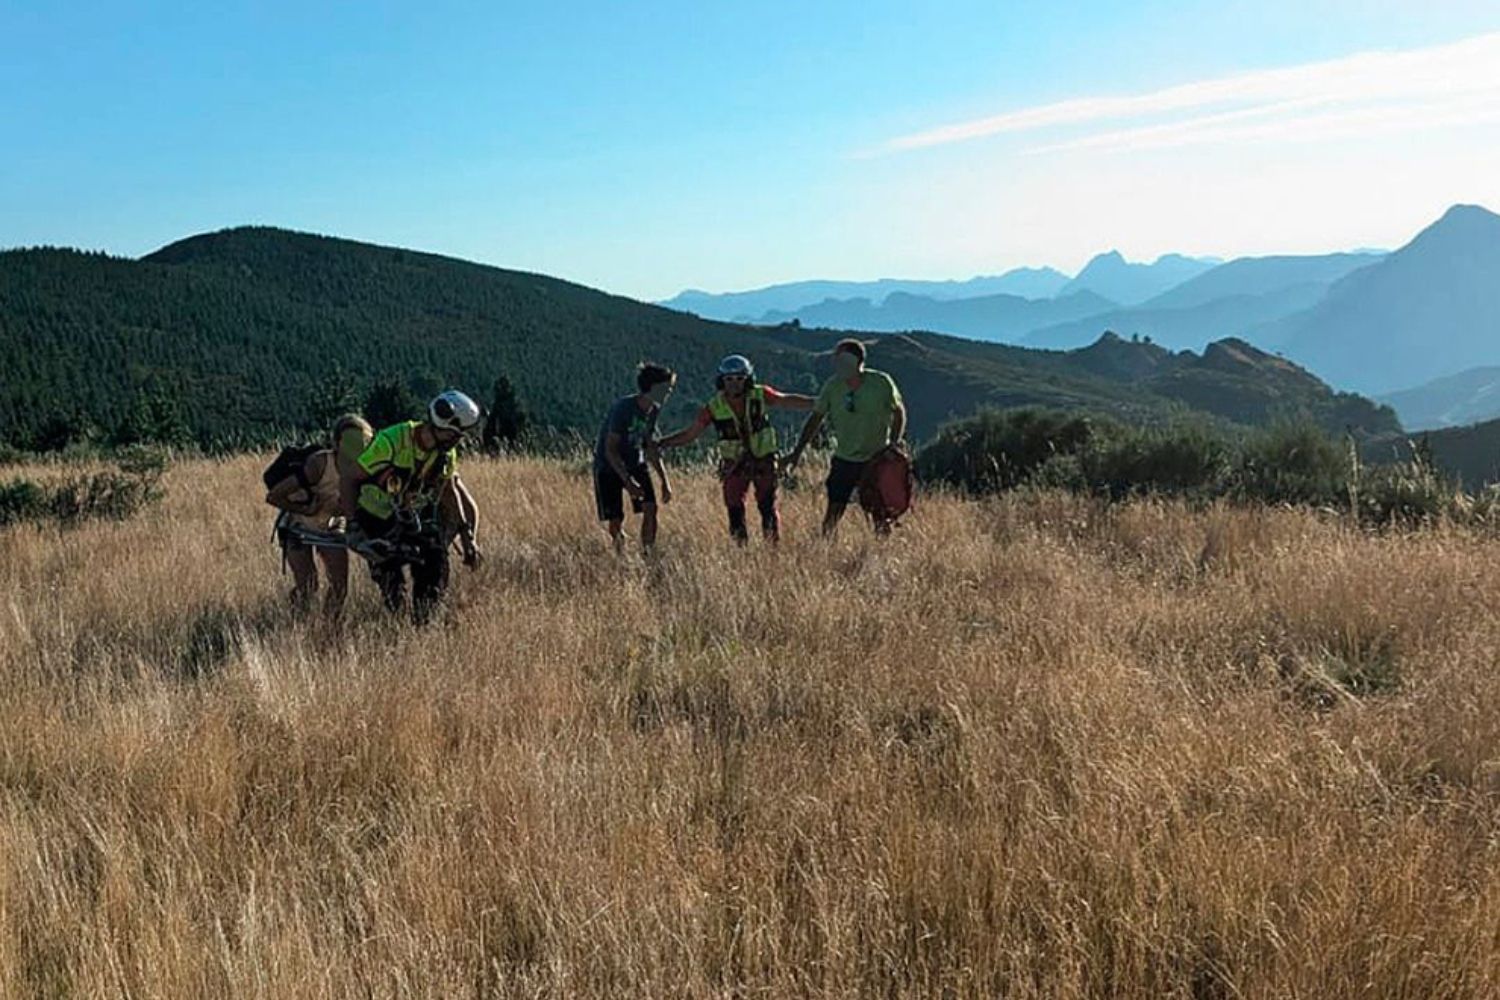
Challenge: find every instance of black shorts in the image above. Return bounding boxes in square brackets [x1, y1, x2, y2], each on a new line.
[826, 457, 869, 505]
[594, 464, 656, 522]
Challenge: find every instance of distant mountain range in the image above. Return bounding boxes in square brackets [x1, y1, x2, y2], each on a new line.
[1147, 253, 1383, 310]
[1057, 251, 1218, 306]
[660, 267, 1070, 322]
[1379, 367, 1500, 430]
[1264, 205, 1500, 394]
[665, 206, 1500, 421]
[0, 228, 1396, 452]
[1021, 251, 1382, 351]
[756, 290, 1116, 343]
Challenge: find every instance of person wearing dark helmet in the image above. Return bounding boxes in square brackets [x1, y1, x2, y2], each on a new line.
[341, 389, 483, 624]
[657, 354, 814, 543]
[783, 338, 907, 536]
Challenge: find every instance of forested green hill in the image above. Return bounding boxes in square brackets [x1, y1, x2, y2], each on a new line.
[0, 227, 1397, 449]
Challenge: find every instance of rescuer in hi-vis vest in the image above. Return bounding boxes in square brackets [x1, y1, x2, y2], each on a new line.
[657, 355, 815, 543]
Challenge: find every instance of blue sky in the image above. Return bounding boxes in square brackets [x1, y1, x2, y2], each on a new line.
[4, 1, 1500, 299]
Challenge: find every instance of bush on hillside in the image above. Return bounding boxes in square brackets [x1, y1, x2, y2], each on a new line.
[914, 408, 1098, 494]
[1355, 439, 1457, 526]
[1234, 422, 1352, 507]
[915, 410, 1471, 518]
[0, 447, 167, 529]
[1080, 423, 1231, 499]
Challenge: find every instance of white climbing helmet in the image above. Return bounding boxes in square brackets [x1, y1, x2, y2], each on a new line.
[428, 390, 482, 433]
[716, 354, 755, 382]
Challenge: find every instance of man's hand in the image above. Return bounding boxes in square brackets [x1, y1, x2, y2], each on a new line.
[660, 479, 674, 504]
[461, 534, 483, 569]
[626, 480, 646, 503]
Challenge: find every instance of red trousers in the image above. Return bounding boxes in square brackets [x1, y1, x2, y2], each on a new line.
[721, 457, 779, 541]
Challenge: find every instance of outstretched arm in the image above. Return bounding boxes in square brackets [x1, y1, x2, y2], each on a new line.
[785, 410, 825, 469]
[657, 412, 712, 449]
[768, 391, 816, 412]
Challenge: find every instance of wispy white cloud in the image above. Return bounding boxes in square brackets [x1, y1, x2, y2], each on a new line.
[879, 31, 1500, 157]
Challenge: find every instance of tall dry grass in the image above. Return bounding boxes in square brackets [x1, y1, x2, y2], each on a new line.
[1, 453, 1499, 997]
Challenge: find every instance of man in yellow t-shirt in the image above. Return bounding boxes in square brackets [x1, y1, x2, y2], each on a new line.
[784, 339, 907, 536]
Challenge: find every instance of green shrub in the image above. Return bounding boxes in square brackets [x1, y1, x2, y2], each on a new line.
[1355, 439, 1456, 526]
[1234, 422, 1351, 507]
[0, 450, 166, 529]
[915, 408, 1098, 494]
[1080, 423, 1231, 499]
[0, 480, 47, 526]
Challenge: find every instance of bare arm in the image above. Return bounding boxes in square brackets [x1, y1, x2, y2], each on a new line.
[440, 476, 479, 540]
[890, 402, 907, 447]
[605, 433, 647, 502]
[440, 475, 482, 566]
[786, 410, 825, 465]
[770, 392, 816, 412]
[605, 433, 633, 482]
[339, 462, 369, 520]
[266, 452, 325, 514]
[657, 420, 708, 449]
[648, 444, 672, 503]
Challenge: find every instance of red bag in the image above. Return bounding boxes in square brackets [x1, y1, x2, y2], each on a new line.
[858, 446, 914, 525]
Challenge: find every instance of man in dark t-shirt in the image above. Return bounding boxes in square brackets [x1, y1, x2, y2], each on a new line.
[593, 363, 676, 553]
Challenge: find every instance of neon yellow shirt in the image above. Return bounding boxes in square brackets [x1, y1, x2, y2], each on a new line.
[355, 421, 457, 519]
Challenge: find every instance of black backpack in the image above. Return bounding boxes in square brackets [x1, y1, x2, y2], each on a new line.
[262, 443, 322, 493]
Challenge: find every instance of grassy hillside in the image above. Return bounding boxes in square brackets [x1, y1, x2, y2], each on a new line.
[2, 454, 1499, 996]
[1366, 417, 1500, 487]
[1, 227, 1396, 451]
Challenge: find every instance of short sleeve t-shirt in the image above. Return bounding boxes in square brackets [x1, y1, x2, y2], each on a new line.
[355, 421, 458, 519]
[595, 395, 660, 470]
[813, 369, 903, 462]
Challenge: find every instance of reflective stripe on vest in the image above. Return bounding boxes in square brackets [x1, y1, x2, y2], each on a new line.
[706, 386, 777, 461]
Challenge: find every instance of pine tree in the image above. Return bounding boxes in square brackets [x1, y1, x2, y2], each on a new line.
[112, 384, 189, 447]
[305, 365, 362, 437]
[363, 377, 421, 430]
[482, 375, 529, 452]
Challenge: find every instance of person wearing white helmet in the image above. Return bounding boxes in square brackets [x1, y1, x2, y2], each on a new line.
[340, 388, 483, 623]
[657, 354, 814, 543]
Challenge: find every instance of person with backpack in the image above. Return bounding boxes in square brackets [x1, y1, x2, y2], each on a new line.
[341, 390, 483, 624]
[656, 354, 814, 543]
[264, 414, 374, 616]
[594, 363, 675, 555]
[783, 338, 910, 536]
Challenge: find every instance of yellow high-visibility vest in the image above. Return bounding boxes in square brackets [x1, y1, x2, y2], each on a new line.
[707, 386, 777, 461]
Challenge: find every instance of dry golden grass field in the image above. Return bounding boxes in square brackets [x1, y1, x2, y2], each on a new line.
[2, 453, 1500, 998]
